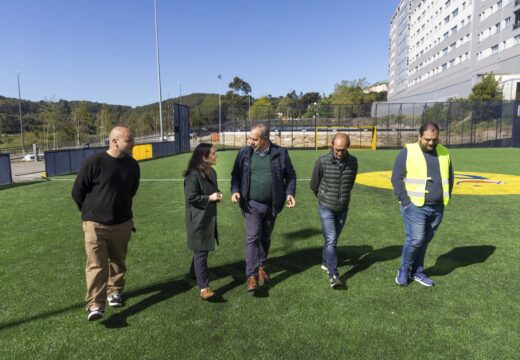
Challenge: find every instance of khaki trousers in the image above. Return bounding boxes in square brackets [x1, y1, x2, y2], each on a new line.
[82, 219, 133, 311]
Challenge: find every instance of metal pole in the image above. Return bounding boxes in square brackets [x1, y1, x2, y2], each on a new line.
[218, 74, 222, 136]
[17, 71, 25, 155]
[178, 81, 182, 105]
[153, 0, 164, 141]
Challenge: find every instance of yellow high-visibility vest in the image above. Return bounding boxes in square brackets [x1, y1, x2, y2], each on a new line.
[404, 143, 451, 206]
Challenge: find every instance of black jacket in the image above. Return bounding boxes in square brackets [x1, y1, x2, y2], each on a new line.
[231, 142, 296, 215]
[184, 168, 219, 251]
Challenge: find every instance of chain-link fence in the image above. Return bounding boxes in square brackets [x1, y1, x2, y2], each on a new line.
[189, 101, 520, 150]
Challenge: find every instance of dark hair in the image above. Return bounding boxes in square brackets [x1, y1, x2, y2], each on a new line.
[183, 143, 213, 178]
[252, 123, 270, 139]
[419, 121, 439, 136]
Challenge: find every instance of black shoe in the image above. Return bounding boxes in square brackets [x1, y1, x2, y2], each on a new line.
[329, 275, 343, 289]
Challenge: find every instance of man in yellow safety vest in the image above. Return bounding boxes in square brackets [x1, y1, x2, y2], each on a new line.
[391, 121, 454, 287]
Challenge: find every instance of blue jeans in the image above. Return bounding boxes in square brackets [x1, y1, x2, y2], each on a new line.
[400, 203, 444, 271]
[318, 203, 349, 277]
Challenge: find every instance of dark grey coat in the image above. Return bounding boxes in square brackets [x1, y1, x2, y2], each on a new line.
[184, 168, 219, 251]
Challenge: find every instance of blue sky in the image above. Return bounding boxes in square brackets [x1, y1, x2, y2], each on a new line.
[1, 0, 400, 107]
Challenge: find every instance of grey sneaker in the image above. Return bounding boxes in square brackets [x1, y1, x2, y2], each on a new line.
[395, 267, 410, 286]
[329, 275, 343, 288]
[107, 293, 123, 307]
[87, 307, 104, 321]
[411, 267, 435, 287]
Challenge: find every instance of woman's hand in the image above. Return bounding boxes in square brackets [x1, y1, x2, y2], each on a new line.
[209, 192, 223, 202]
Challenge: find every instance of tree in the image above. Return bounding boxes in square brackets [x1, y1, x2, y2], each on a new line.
[250, 96, 276, 121]
[228, 76, 252, 95]
[71, 101, 92, 147]
[468, 73, 503, 101]
[300, 92, 321, 108]
[97, 105, 111, 144]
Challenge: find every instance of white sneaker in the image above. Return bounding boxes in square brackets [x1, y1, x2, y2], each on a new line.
[87, 307, 104, 321]
[107, 293, 123, 307]
[320, 264, 330, 275]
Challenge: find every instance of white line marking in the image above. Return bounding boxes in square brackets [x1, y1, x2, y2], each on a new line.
[49, 178, 313, 182]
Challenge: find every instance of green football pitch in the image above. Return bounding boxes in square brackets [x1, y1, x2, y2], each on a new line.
[1, 148, 519, 359]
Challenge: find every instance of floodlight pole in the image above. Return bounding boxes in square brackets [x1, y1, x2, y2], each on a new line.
[153, 0, 164, 141]
[178, 81, 182, 104]
[218, 74, 222, 139]
[17, 71, 25, 155]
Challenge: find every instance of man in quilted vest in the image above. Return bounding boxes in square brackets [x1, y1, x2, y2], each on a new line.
[310, 133, 358, 288]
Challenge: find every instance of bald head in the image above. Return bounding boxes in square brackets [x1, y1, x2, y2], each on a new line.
[107, 126, 134, 158]
[331, 133, 350, 160]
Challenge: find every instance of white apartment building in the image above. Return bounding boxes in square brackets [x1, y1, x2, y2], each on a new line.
[388, 0, 520, 102]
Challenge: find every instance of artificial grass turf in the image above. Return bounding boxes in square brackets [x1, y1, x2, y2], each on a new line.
[0, 148, 519, 359]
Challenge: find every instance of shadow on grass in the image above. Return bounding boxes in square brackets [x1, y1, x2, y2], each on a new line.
[340, 245, 402, 281]
[0, 179, 49, 190]
[0, 245, 407, 330]
[283, 227, 323, 241]
[258, 245, 402, 292]
[426, 245, 496, 276]
[102, 278, 194, 328]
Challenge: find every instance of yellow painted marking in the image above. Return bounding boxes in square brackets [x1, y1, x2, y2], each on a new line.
[356, 171, 520, 195]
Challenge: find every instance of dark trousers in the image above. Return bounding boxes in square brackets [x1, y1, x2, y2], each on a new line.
[244, 200, 276, 277]
[190, 250, 210, 289]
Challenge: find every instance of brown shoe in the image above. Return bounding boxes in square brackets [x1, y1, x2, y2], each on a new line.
[246, 276, 258, 292]
[200, 288, 215, 300]
[259, 266, 270, 284]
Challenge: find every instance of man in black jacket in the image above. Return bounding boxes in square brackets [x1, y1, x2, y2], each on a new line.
[231, 124, 296, 292]
[71, 126, 140, 321]
[310, 133, 358, 288]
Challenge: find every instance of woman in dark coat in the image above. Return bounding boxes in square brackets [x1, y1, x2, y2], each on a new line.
[184, 143, 222, 300]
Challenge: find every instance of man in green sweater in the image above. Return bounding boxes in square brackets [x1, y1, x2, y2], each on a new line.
[231, 124, 297, 292]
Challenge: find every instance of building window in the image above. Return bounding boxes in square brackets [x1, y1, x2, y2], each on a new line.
[496, 23, 501, 32]
[443, 47, 448, 55]
[452, 8, 459, 17]
[505, 17, 511, 27]
[442, 63, 448, 70]
[515, 34, 520, 44]
[497, 0, 502, 9]
[445, 15, 450, 24]
[451, 25, 458, 34]
[444, 31, 449, 40]
[491, 44, 499, 54]
[445, 0, 451, 7]
[515, 10, 520, 30]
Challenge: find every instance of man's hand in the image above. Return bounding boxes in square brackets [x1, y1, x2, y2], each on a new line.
[231, 192, 241, 204]
[286, 195, 296, 208]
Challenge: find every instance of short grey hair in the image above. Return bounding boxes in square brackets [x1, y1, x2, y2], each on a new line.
[251, 123, 270, 139]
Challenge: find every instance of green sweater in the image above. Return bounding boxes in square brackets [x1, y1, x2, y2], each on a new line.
[249, 152, 273, 203]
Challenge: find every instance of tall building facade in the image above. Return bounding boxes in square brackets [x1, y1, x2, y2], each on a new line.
[388, 0, 520, 102]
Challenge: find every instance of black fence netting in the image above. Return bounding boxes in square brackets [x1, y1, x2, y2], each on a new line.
[188, 101, 520, 150]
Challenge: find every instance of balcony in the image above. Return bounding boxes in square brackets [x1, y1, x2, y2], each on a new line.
[515, 22, 520, 30]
